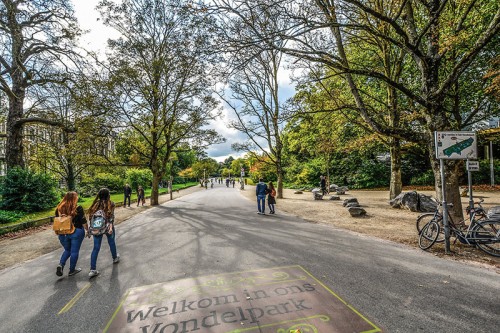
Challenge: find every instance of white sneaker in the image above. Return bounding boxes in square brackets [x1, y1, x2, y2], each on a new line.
[89, 270, 99, 278]
[113, 254, 120, 264]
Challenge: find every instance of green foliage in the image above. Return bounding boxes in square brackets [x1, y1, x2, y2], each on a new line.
[401, 144, 432, 186]
[409, 170, 435, 186]
[79, 172, 124, 197]
[284, 158, 323, 187]
[126, 169, 153, 192]
[249, 159, 277, 184]
[0, 210, 25, 224]
[0, 167, 59, 213]
[472, 160, 500, 185]
[192, 158, 219, 178]
[348, 160, 390, 189]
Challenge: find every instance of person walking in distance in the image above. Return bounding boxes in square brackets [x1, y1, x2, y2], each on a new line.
[256, 178, 268, 215]
[55, 192, 88, 277]
[137, 185, 145, 206]
[267, 181, 277, 214]
[88, 188, 120, 278]
[123, 183, 132, 207]
[320, 175, 327, 196]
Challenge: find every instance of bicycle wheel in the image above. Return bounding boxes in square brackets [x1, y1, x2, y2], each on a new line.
[419, 220, 440, 250]
[416, 213, 445, 243]
[416, 213, 437, 233]
[473, 220, 500, 257]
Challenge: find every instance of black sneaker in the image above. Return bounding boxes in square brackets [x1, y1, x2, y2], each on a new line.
[68, 268, 82, 276]
[56, 265, 63, 277]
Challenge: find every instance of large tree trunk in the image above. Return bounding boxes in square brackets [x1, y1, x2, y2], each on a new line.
[6, 87, 25, 169]
[389, 138, 402, 200]
[66, 160, 76, 191]
[276, 161, 284, 199]
[151, 173, 160, 206]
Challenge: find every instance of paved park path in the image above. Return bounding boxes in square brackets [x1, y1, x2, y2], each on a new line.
[0, 183, 498, 333]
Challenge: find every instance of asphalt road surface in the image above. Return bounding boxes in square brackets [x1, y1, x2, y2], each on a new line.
[0, 185, 499, 333]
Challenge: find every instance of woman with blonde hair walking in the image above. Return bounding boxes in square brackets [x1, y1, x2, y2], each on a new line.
[55, 191, 88, 277]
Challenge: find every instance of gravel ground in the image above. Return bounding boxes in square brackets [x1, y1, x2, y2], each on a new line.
[240, 186, 500, 271]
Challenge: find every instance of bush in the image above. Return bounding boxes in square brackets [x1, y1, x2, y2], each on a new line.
[79, 172, 124, 197]
[0, 167, 59, 213]
[0, 210, 25, 224]
[350, 160, 390, 189]
[410, 170, 435, 186]
[126, 169, 153, 192]
[472, 160, 500, 185]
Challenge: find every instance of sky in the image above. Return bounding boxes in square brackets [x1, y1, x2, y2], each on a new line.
[72, 0, 296, 163]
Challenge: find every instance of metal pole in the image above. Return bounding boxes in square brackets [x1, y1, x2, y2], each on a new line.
[440, 159, 451, 254]
[490, 141, 495, 186]
[467, 160, 474, 220]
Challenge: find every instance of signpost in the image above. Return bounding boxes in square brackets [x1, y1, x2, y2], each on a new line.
[434, 131, 477, 253]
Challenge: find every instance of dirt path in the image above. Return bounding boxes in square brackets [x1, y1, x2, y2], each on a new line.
[0, 186, 203, 270]
[240, 186, 500, 271]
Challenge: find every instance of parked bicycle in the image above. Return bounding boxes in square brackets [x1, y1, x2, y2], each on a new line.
[416, 199, 487, 241]
[417, 199, 500, 257]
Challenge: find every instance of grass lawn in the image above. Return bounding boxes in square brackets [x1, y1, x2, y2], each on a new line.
[2, 182, 197, 226]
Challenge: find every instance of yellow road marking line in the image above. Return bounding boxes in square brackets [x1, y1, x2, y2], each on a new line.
[58, 283, 91, 315]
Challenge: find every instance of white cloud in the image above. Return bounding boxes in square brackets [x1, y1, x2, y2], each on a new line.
[73, 0, 118, 55]
[206, 104, 248, 162]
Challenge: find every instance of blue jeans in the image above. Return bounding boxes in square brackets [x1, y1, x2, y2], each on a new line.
[257, 195, 266, 213]
[58, 228, 85, 272]
[91, 226, 118, 270]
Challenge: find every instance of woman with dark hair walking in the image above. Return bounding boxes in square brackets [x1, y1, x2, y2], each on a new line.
[87, 188, 120, 278]
[267, 181, 277, 214]
[55, 191, 88, 277]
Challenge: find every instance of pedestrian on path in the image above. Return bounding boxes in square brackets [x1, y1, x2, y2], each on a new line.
[123, 183, 132, 207]
[267, 181, 276, 214]
[55, 192, 88, 277]
[87, 188, 120, 278]
[320, 175, 327, 196]
[137, 186, 145, 206]
[256, 178, 268, 215]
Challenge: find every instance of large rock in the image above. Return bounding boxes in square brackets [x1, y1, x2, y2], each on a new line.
[346, 202, 360, 208]
[343, 198, 359, 207]
[313, 192, 323, 200]
[312, 188, 323, 200]
[348, 207, 366, 217]
[389, 191, 438, 212]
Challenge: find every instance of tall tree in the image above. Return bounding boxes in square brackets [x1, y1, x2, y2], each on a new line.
[98, 0, 223, 205]
[0, 0, 83, 168]
[25, 82, 115, 190]
[213, 0, 500, 218]
[215, 2, 289, 198]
